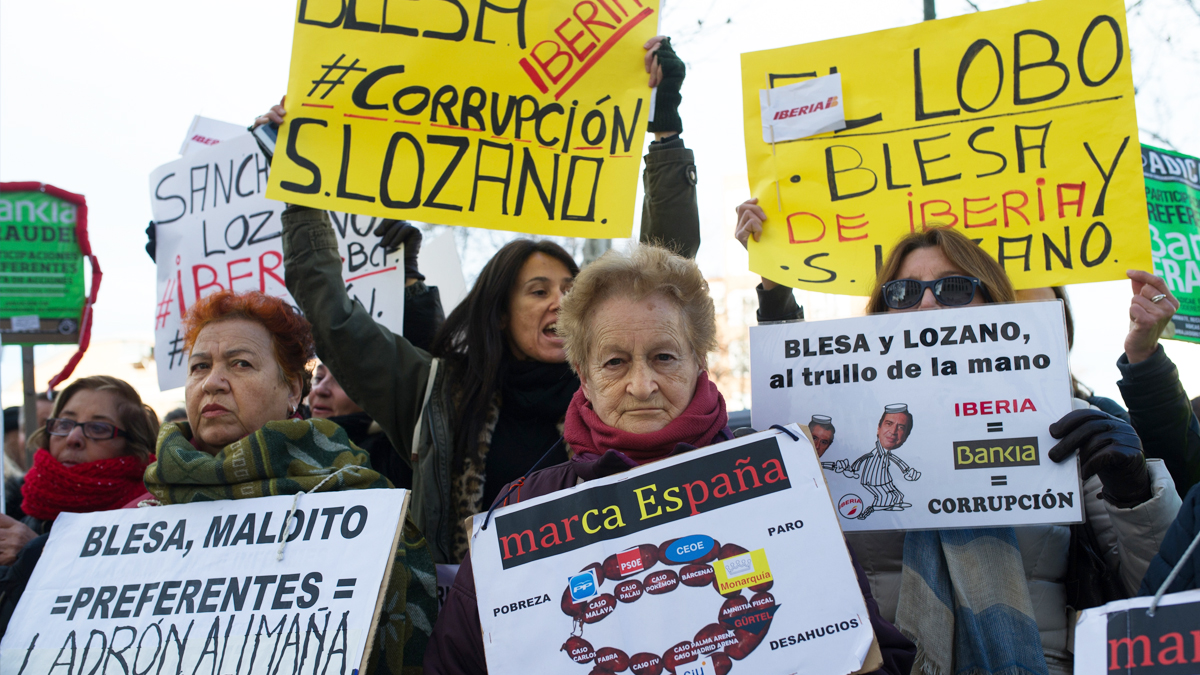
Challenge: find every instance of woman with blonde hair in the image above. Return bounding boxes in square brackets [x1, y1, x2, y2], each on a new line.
[426, 244, 915, 675]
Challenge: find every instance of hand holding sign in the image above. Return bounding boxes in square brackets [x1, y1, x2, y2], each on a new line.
[374, 219, 424, 280]
[1049, 409, 1150, 507]
[0, 514, 37, 566]
[645, 36, 685, 134]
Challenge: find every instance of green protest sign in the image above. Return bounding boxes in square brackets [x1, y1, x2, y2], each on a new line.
[1143, 145, 1200, 343]
[0, 183, 90, 345]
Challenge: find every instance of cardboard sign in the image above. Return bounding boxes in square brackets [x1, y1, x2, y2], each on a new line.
[1074, 589, 1200, 674]
[148, 133, 404, 391]
[471, 427, 876, 675]
[740, 0, 1150, 295]
[0, 188, 86, 344]
[266, 0, 660, 239]
[421, 231, 468, 314]
[0, 489, 408, 674]
[750, 301, 1081, 531]
[1143, 144, 1200, 343]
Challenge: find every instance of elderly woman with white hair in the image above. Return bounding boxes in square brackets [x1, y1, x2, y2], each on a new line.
[424, 245, 915, 675]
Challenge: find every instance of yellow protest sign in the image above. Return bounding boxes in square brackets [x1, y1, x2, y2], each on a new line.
[267, 0, 660, 238]
[741, 0, 1150, 294]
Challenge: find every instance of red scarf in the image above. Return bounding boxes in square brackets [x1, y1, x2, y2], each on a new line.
[566, 372, 728, 465]
[21, 449, 155, 522]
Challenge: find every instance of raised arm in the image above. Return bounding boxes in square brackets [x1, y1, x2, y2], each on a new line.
[735, 198, 804, 322]
[281, 205, 431, 463]
[1116, 270, 1200, 495]
[638, 36, 700, 260]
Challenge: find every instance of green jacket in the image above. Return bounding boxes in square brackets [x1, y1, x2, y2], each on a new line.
[282, 136, 701, 563]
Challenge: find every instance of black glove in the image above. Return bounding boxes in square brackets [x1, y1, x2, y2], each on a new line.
[145, 221, 157, 263]
[373, 219, 424, 281]
[1049, 409, 1152, 507]
[648, 38, 685, 134]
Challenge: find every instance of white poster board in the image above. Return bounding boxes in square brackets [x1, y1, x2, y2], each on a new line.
[421, 232, 468, 315]
[1074, 589, 1200, 674]
[0, 489, 408, 674]
[179, 115, 247, 156]
[471, 427, 875, 675]
[149, 133, 404, 390]
[750, 301, 1081, 532]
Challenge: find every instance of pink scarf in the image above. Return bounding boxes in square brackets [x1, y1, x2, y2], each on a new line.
[565, 372, 728, 465]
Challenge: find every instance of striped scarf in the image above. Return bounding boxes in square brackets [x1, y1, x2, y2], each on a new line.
[897, 528, 1049, 675]
[148, 420, 437, 675]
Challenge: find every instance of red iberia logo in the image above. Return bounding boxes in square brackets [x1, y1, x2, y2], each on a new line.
[771, 96, 839, 120]
[713, 549, 772, 594]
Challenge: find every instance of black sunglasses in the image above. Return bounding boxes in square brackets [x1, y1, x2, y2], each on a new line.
[882, 276, 990, 310]
[46, 418, 129, 441]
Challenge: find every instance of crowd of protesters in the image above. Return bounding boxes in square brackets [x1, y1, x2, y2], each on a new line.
[1, 34, 1199, 675]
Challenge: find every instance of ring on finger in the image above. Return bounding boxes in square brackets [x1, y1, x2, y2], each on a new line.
[1151, 294, 1167, 303]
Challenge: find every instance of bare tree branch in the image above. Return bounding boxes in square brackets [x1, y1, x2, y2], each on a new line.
[1178, 0, 1200, 21]
[1140, 127, 1179, 150]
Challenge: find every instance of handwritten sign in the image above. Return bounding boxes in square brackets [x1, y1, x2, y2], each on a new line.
[741, 0, 1150, 294]
[266, 0, 659, 238]
[749, 301, 1080, 531]
[1074, 589, 1200, 674]
[0, 489, 408, 675]
[148, 133, 404, 391]
[471, 427, 876, 675]
[1143, 145, 1200, 343]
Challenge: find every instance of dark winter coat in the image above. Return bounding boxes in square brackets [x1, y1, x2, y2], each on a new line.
[282, 137, 703, 564]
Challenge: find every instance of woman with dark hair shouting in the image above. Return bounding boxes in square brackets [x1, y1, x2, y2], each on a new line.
[280, 37, 700, 563]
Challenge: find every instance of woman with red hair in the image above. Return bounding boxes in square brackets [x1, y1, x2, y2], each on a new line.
[134, 289, 437, 673]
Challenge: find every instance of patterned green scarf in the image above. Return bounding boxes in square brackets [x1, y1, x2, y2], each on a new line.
[148, 419, 437, 675]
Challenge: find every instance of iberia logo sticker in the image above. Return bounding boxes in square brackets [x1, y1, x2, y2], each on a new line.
[713, 549, 773, 595]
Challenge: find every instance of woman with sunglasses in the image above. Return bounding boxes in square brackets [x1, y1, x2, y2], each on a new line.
[0, 376, 159, 632]
[735, 202, 1181, 674]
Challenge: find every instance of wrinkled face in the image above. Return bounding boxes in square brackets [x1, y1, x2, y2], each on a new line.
[890, 247, 987, 312]
[185, 318, 301, 454]
[877, 413, 910, 450]
[48, 389, 129, 467]
[309, 364, 363, 419]
[504, 253, 575, 363]
[579, 294, 702, 435]
[811, 426, 834, 457]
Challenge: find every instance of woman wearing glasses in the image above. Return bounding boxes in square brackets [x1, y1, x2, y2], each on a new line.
[0, 376, 159, 631]
[735, 202, 1181, 675]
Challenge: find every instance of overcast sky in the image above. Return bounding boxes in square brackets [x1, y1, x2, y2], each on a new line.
[2, 0, 1199, 405]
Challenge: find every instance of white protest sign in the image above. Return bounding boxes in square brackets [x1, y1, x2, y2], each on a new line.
[179, 115, 247, 156]
[750, 301, 1080, 532]
[759, 73, 846, 143]
[1074, 589, 1200, 673]
[149, 133, 404, 391]
[472, 427, 875, 675]
[421, 232, 467, 315]
[0, 488, 408, 674]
